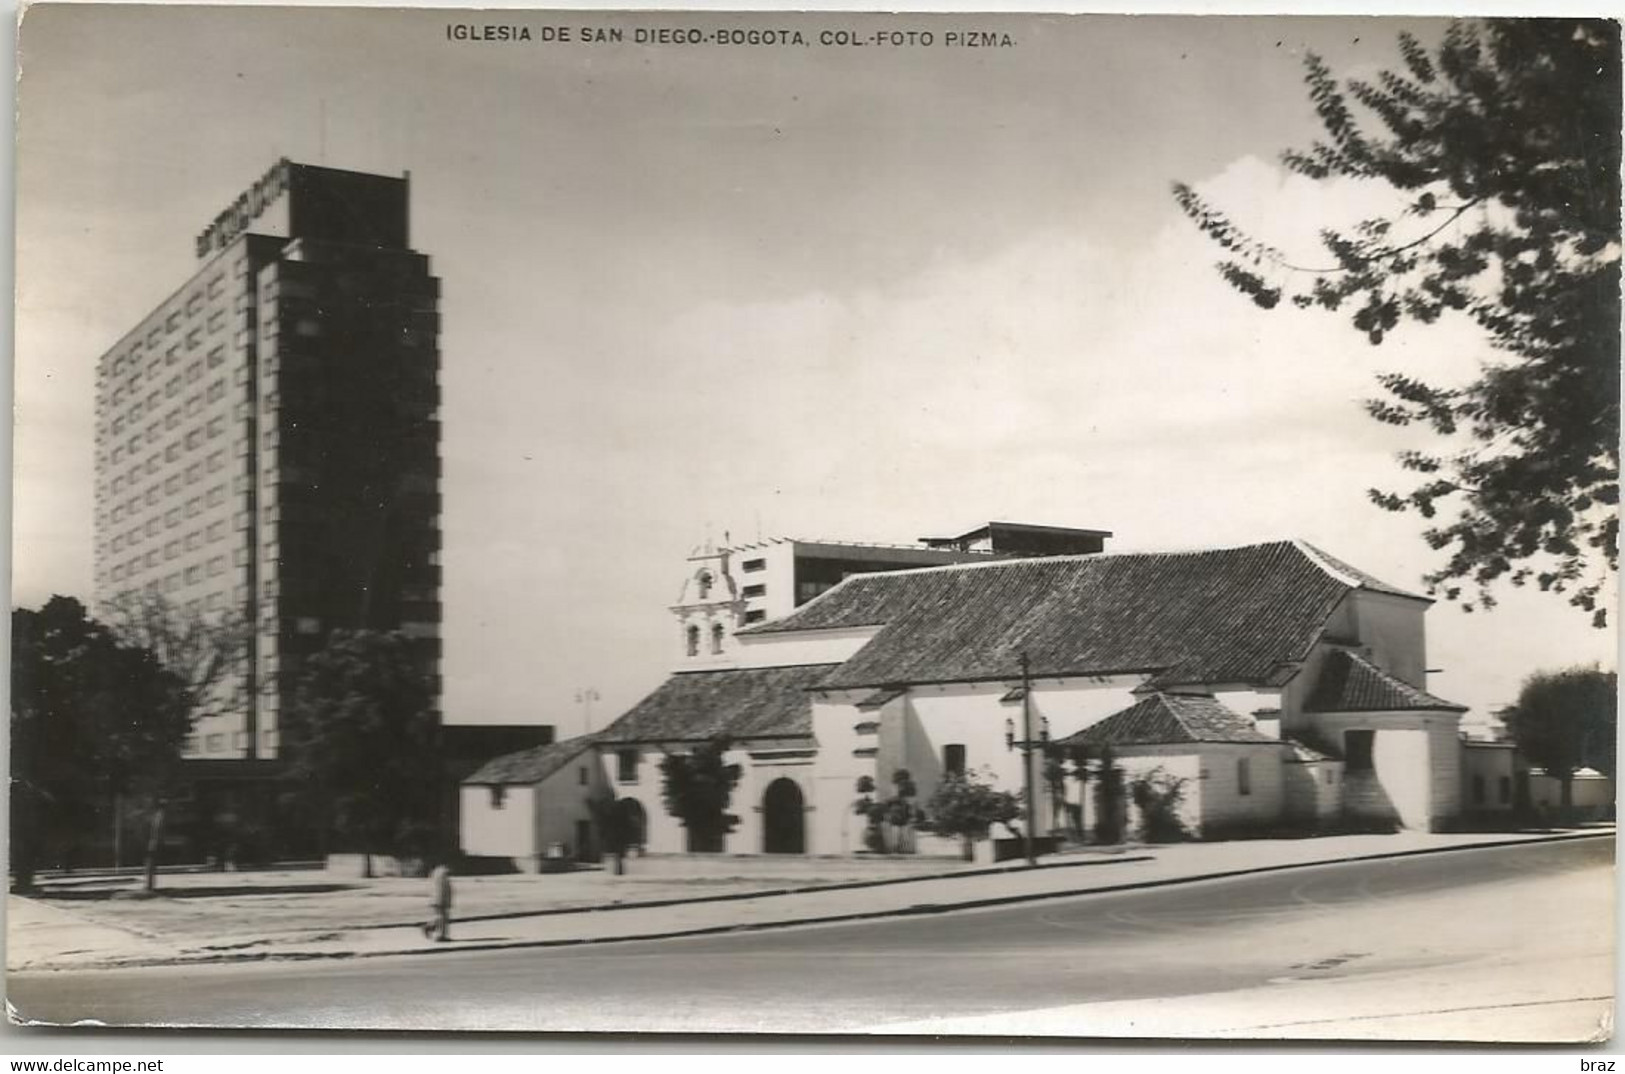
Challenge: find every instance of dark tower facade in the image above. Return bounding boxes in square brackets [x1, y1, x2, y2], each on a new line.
[92, 160, 441, 771]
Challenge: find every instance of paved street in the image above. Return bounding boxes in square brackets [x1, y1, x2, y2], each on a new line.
[8, 837, 1612, 1041]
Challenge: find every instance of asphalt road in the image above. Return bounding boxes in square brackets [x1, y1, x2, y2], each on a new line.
[8, 836, 1612, 1037]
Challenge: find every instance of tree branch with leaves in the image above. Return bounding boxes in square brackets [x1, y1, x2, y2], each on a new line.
[1174, 19, 1621, 625]
[100, 590, 253, 888]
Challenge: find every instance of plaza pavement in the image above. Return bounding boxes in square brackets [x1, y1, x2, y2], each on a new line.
[6, 827, 1610, 973]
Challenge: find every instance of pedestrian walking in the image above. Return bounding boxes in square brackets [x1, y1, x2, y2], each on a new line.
[423, 859, 453, 942]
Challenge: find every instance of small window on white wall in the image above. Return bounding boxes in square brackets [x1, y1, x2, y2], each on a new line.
[711, 622, 725, 655]
[943, 744, 966, 776]
[1237, 757, 1252, 796]
[697, 570, 713, 600]
[489, 786, 507, 809]
[685, 625, 700, 657]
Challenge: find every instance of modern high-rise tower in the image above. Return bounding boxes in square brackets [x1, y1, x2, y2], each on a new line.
[91, 160, 442, 770]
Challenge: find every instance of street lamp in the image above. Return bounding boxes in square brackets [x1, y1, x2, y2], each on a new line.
[1004, 651, 1049, 867]
[574, 688, 600, 738]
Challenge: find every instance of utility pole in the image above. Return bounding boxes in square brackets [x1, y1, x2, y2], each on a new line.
[1005, 651, 1049, 867]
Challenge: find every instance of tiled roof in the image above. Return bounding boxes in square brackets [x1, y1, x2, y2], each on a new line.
[740, 540, 1409, 690]
[1056, 693, 1277, 748]
[1306, 650, 1467, 713]
[463, 734, 600, 786]
[595, 664, 839, 744]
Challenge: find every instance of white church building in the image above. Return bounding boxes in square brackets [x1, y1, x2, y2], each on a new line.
[462, 527, 1482, 866]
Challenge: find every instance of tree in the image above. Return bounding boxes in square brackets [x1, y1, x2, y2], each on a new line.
[922, 769, 1021, 862]
[100, 591, 251, 718]
[1129, 767, 1192, 843]
[658, 736, 741, 853]
[852, 770, 922, 854]
[1502, 665, 1617, 809]
[100, 591, 251, 889]
[586, 791, 641, 876]
[1174, 20, 1621, 625]
[281, 629, 441, 874]
[11, 597, 189, 892]
[1092, 748, 1127, 845]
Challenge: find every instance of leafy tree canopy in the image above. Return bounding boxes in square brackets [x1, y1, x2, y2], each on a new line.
[283, 629, 441, 856]
[1175, 19, 1621, 625]
[11, 596, 189, 888]
[923, 769, 1021, 843]
[1502, 665, 1617, 793]
[658, 736, 742, 852]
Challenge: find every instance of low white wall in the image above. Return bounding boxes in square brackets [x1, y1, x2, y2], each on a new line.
[1527, 772, 1616, 811]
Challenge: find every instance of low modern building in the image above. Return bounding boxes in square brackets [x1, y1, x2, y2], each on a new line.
[464, 534, 1488, 865]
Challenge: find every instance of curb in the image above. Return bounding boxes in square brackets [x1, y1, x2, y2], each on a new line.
[12, 828, 1610, 974]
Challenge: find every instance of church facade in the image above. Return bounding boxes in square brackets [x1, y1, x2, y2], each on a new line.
[464, 533, 1481, 865]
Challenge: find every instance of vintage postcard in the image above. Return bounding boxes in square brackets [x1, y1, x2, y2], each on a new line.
[8, 3, 1617, 1045]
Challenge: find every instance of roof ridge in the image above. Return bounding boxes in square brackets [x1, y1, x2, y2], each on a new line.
[794, 538, 1305, 582]
[1293, 539, 1428, 601]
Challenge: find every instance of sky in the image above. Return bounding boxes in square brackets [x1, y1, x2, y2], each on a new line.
[13, 6, 1618, 735]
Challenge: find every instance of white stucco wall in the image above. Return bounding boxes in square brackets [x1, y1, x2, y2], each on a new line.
[1346, 591, 1429, 689]
[1278, 591, 1431, 738]
[732, 626, 881, 669]
[599, 741, 822, 854]
[458, 752, 610, 868]
[1283, 759, 1344, 824]
[602, 745, 689, 854]
[1194, 743, 1287, 832]
[1306, 711, 1462, 830]
[899, 680, 1150, 833]
[736, 754, 818, 854]
[808, 679, 1152, 851]
[459, 784, 537, 860]
[810, 693, 884, 855]
[535, 753, 606, 858]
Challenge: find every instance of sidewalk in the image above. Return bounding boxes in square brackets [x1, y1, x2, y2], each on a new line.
[7, 827, 1609, 973]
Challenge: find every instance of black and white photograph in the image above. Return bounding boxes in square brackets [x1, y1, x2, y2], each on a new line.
[6, 3, 1619, 1046]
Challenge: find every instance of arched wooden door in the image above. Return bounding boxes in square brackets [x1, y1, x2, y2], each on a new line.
[762, 777, 806, 854]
